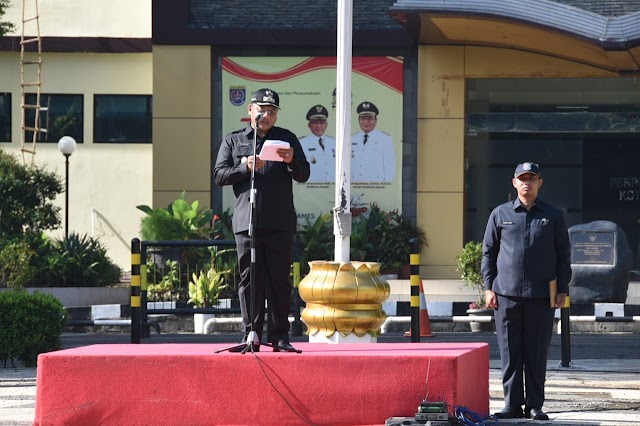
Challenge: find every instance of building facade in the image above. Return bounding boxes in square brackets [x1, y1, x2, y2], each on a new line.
[0, 1, 152, 268]
[2, 0, 640, 281]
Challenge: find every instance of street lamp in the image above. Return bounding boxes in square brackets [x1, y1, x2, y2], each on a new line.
[57, 136, 76, 239]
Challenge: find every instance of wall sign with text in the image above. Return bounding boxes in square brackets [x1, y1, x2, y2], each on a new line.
[220, 56, 404, 226]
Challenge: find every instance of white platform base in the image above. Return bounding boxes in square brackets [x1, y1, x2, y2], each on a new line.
[308, 332, 377, 344]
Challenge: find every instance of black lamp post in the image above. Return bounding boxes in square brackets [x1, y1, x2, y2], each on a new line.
[57, 136, 76, 239]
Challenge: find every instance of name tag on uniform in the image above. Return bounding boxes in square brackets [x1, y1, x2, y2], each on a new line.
[502, 221, 514, 225]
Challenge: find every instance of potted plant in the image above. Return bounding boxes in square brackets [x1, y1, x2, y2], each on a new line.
[298, 213, 334, 275]
[188, 247, 233, 333]
[146, 259, 180, 305]
[136, 191, 214, 241]
[137, 191, 215, 284]
[297, 204, 428, 279]
[378, 209, 428, 278]
[456, 241, 494, 332]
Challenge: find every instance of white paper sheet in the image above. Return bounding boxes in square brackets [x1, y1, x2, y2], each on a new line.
[258, 140, 290, 162]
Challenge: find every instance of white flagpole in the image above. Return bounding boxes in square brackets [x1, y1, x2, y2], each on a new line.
[334, 0, 353, 262]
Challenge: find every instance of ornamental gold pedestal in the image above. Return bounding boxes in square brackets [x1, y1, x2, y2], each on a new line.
[299, 260, 390, 343]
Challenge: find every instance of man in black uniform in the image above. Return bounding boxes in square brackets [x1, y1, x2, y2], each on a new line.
[482, 162, 571, 420]
[214, 88, 310, 352]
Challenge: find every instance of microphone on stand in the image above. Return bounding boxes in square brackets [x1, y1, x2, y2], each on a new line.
[254, 113, 263, 125]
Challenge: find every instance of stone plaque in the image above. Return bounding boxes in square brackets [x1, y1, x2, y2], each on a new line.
[571, 232, 615, 265]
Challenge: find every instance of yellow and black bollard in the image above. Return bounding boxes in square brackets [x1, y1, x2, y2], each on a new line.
[409, 238, 420, 342]
[131, 238, 141, 344]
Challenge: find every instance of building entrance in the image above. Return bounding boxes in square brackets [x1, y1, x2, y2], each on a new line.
[465, 78, 640, 268]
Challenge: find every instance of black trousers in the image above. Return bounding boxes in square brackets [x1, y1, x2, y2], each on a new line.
[235, 229, 294, 343]
[494, 294, 555, 409]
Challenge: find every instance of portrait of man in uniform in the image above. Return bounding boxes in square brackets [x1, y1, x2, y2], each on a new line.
[299, 104, 336, 183]
[350, 101, 395, 183]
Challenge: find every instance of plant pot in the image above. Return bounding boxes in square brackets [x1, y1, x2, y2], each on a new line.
[193, 313, 215, 334]
[299, 260, 390, 339]
[466, 308, 495, 333]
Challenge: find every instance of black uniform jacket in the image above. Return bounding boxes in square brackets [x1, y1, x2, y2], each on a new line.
[214, 125, 310, 233]
[481, 197, 572, 298]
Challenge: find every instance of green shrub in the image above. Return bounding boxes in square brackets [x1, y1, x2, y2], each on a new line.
[137, 191, 214, 240]
[297, 213, 335, 275]
[0, 240, 38, 288]
[0, 233, 54, 288]
[1, 232, 121, 288]
[0, 147, 65, 288]
[146, 259, 180, 302]
[0, 148, 63, 241]
[377, 209, 428, 270]
[42, 232, 122, 287]
[456, 241, 485, 306]
[0, 290, 67, 367]
[297, 205, 427, 273]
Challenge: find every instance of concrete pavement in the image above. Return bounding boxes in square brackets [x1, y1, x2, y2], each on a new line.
[1, 332, 639, 425]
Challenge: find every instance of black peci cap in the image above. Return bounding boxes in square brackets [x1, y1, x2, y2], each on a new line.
[356, 101, 379, 116]
[306, 105, 329, 120]
[250, 88, 280, 109]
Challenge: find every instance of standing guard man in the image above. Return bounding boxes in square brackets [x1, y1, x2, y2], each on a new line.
[482, 162, 572, 420]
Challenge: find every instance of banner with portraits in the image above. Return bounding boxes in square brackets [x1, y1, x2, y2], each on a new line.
[220, 56, 404, 225]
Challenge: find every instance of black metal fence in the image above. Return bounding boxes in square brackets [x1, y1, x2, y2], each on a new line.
[130, 238, 304, 343]
[131, 239, 240, 342]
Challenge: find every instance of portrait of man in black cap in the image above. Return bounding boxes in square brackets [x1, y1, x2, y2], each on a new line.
[299, 104, 336, 183]
[351, 101, 396, 183]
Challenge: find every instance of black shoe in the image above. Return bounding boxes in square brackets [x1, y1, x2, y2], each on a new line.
[271, 340, 301, 353]
[494, 407, 524, 419]
[525, 407, 549, 420]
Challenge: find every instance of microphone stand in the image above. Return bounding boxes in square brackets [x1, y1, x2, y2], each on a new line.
[216, 113, 275, 354]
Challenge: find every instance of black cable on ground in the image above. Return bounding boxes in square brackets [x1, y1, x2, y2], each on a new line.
[252, 351, 315, 426]
[453, 405, 498, 426]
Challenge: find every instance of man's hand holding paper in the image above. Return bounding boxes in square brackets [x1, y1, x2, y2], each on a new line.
[258, 140, 292, 163]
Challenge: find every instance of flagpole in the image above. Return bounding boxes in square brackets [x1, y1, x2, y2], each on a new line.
[334, 0, 353, 262]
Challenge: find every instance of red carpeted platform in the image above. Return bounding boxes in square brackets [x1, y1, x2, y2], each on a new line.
[34, 342, 488, 425]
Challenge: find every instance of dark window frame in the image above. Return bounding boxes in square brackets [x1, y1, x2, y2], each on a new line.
[93, 94, 152, 144]
[24, 93, 84, 143]
[0, 93, 11, 143]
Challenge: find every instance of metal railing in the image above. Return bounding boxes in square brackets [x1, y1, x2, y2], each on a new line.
[131, 239, 238, 343]
[130, 237, 304, 343]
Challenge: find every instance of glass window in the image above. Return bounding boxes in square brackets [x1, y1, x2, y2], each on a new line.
[25, 94, 83, 143]
[94, 95, 152, 143]
[0, 93, 10, 142]
[464, 78, 640, 263]
[467, 78, 640, 134]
